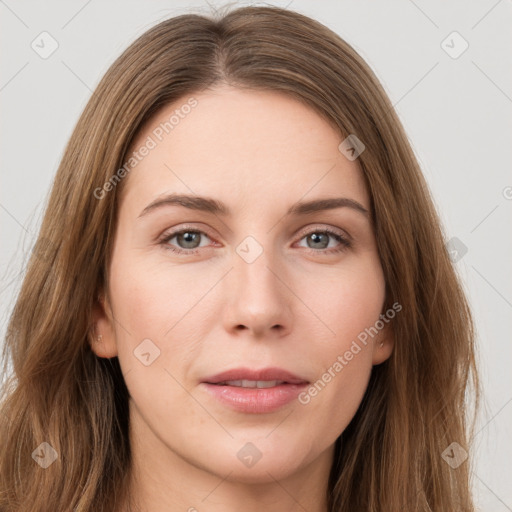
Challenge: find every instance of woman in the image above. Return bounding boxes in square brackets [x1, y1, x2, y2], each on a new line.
[0, 5, 480, 511]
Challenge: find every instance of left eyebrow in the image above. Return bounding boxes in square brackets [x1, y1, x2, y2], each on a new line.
[137, 193, 369, 219]
[286, 197, 369, 217]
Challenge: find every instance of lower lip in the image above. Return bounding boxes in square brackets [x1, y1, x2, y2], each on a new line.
[201, 382, 308, 413]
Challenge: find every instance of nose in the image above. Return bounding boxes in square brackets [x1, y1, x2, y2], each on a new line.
[222, 243, 293, 339]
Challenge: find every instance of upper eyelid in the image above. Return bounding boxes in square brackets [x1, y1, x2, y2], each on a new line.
[160, 224, 214, 241]
[295, 224, 351, 241]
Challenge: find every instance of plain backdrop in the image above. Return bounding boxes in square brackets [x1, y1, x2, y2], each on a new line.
[1, 0, 511, 510]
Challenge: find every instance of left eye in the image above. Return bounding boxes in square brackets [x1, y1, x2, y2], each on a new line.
[159, 228, 350, 255]
[297, 229, 350, 252]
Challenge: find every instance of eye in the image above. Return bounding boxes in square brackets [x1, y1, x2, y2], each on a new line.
[295, 227, 351, 254]
[158, 225, 351, 256]
[158, 227, 213, 255]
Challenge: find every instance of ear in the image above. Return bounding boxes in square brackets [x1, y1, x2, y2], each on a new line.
[89, 290, 118, 359]
[371, 319, 395, 366]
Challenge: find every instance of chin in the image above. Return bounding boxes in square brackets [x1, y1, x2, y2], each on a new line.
[189, 436, 314, 484]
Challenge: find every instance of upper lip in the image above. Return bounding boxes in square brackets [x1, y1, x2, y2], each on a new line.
[202, 367, 309, 385]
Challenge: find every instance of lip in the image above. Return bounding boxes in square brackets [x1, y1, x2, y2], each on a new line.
[200, 367, 309, 414]
[202, 367, 309, 385]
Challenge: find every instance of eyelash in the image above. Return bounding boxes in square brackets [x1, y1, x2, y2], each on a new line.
[157, 225, 351, 256]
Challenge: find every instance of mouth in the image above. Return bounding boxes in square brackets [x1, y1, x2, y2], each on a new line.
[202, 367, 309, 385]
[200, 367, 309, 414]
[211, 379, 290, 388]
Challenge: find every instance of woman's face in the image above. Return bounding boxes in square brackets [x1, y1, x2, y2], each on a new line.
[93, 84, 393, 484]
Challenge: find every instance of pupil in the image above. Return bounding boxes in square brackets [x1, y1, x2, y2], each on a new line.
[180, 232, 199, 248]
[310, 233, 327, 248]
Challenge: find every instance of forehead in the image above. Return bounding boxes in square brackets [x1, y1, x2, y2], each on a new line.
[121, 85, 369, 214]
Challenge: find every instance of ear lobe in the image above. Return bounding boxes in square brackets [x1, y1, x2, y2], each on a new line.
[371, 322, 394, 366]
[89, 292, 118, 358]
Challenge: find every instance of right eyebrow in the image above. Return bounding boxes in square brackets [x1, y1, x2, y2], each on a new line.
[138, 193, 229, 218]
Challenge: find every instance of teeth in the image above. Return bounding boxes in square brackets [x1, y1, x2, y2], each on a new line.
[255, 380, 284, 388]
[219, 379, 285, 388]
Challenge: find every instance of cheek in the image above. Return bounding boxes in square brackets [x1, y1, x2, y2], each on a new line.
[301, 346, 373, 450]
[107, 249, 215, 383]
[107, 255, 201, 424]
[109, 248, 199, 335]
[294, 255, 384, 427]
[295, 303, 377, 453]
[295, 252, 385, 346]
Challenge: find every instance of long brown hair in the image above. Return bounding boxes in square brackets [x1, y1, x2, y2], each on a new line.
[0, 5, 480, 511]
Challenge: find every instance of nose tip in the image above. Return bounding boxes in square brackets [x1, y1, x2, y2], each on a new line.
[223, 251, 293, 339]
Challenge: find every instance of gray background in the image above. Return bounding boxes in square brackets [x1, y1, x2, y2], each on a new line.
[1, 1, 511, 509]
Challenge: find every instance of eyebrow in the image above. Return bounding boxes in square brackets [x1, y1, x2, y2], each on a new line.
[138, 193, 369, 219]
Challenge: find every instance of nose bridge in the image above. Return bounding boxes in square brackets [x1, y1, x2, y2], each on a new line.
[234, 234, 281, 304]
[224, 233, 291, 335]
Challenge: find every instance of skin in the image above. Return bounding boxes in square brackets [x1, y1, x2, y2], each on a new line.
[91, 84, 394, 512]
